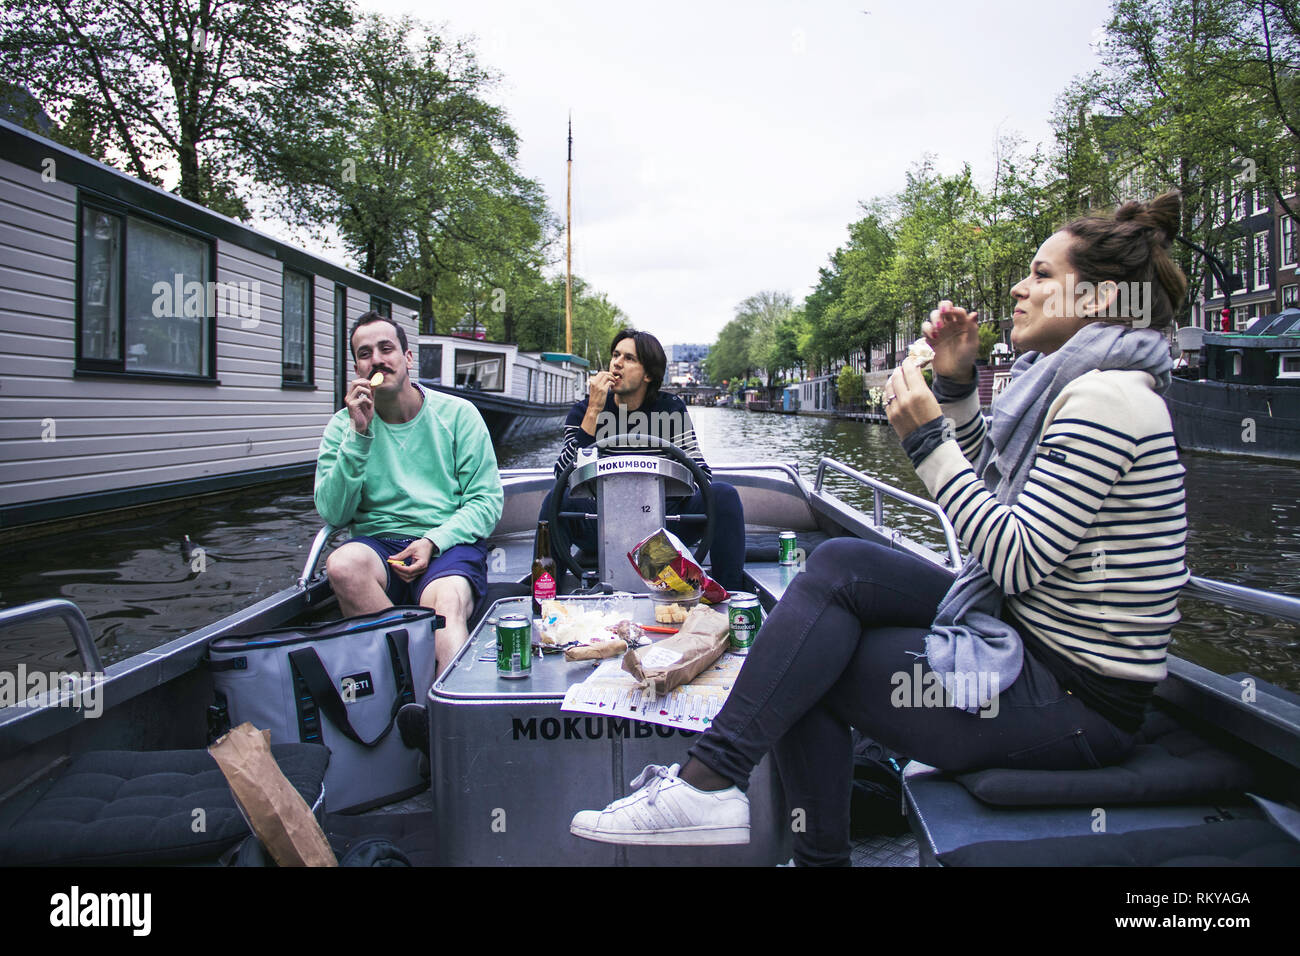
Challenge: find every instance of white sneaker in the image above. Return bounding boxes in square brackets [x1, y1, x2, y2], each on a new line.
[569, 763, 750, 846]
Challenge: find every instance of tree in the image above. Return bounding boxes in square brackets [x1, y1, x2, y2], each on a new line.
[255, 14, 555, 331]
[0, 0, 354, 218]
[836, 366, 863, 406]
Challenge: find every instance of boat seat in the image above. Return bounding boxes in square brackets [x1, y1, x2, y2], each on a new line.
[0, 744, 328, 866]
[935, 819, 1300, 866]
[742, 530, 831, 563]
[902, 708, 1282, 866]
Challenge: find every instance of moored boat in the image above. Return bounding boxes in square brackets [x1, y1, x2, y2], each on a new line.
[417, 333, 588, 443]
[1167, 310, 1300, 462]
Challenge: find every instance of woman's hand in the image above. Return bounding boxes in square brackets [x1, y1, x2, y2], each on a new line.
[922, 300, 980, 382]
[885, 360, 942, 441]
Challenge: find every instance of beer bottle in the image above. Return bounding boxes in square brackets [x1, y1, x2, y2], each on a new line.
[532, 520, 558, 616]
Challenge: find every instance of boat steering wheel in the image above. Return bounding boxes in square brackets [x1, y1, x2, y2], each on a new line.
[546, 433, 717, 586]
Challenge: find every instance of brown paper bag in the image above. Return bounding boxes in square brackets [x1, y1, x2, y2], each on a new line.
[622, 605, 731, 695]
[208, 722, 337, 867]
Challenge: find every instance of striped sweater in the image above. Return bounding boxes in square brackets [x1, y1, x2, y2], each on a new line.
[554, 392, 711, 479]
[914, 369, 1188, 683]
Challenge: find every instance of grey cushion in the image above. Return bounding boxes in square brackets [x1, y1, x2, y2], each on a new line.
[0, 744, 329, 866]
[955, 711, 1259, 807]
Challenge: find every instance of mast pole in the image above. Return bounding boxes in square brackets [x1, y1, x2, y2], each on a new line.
[565, 114, 573, 355]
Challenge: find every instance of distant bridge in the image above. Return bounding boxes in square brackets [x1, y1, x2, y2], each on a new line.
[661, 384, 723, 405]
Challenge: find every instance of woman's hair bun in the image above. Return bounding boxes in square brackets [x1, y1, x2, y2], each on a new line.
[1114, 191, 1181, 243]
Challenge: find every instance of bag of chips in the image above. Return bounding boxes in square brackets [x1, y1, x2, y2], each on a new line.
[626, 527, 729, 604]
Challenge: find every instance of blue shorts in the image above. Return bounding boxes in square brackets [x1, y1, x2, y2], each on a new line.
[352, 536, 490, 608]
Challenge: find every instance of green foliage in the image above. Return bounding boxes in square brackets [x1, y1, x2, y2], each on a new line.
[0, 0, 355, 216]
[978, 322, 1000, 361]
[836, 366, 863, 406]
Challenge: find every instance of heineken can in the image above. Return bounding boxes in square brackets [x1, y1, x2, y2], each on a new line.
[727, 593, 762, 655]
[778, 531, 798, 566]
[496, 613, 532, 679]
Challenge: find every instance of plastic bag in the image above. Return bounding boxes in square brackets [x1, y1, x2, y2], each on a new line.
[626, 527, 729, 604]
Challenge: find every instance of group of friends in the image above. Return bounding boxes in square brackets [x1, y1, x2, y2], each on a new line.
[314, 192, 1191, 865]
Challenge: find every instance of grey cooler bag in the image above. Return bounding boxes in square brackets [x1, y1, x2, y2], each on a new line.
[208, 607, 443, 813]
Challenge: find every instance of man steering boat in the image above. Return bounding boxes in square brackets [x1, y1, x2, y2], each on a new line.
[543, 329, 746, 591]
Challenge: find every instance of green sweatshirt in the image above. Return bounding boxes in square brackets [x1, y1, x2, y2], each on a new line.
[314, 385, 503, 554]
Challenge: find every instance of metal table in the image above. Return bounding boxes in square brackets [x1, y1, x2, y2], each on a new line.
[428, 594, 791, 866]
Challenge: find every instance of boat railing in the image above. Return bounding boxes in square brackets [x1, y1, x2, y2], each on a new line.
[0, 599, 103, 673]
[298, 524, 350, 593]
[814, 457, 963, 569]
[1183, 576, 1300, 625]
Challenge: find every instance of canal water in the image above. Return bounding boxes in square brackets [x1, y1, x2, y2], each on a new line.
[2, 405, 1298, 692]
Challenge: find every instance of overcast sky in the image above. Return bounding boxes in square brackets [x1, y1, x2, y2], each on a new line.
[338, 0, 1116, 346]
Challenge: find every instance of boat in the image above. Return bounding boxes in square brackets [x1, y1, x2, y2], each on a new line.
[1167, 310, 1300, 462]
[417, 332, 588, 443]
[2, 449, 1297, 867]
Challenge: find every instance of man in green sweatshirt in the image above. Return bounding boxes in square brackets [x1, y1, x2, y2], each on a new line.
[314, 312, 503, 678]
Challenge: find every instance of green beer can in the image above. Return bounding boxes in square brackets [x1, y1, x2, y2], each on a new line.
[727, 593, 762, 656]
[496, 613, 532, 679]
[778, 531, 798, 566]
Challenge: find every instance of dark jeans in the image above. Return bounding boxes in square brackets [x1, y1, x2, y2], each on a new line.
[539, 481, 746, 592]
[686, 537, 1137, 866]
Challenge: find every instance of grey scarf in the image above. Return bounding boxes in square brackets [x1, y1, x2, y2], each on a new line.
[923, 322, 1173, 712]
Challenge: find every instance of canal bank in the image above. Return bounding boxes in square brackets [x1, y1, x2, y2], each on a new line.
[1, 405, 1297, 690]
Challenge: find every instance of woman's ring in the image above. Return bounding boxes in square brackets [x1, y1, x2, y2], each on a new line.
[884, 395, 896, 407]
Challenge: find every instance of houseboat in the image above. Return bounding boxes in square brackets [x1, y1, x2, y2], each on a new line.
[1167, 310, 1300, 462]
[0, 119, 421, 532]
[417, 333, 588, 443]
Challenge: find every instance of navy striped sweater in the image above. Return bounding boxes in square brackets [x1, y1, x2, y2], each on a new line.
[914, 369, 1189, 683]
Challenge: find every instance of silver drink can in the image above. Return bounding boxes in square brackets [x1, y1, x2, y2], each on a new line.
[727, 593, 762, 655]
[778, 531, 798, 565]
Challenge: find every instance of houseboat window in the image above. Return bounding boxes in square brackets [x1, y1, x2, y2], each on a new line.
[77, 201, 215, 378]
[1280, 353, 1300, 379]
[369, 296, 391, 318]
[1233, 352, 1244, 376]
[420, 344, 443, 383]
[282, 269, 313, 385]
[124, 215, 211, 375]
[80, 209, 121, 361]
[1284, 284, 1298, 309]
[1254, 231, 1270, 290]
[454, 349, 503, 391]
[1284, 217, 1298, 269]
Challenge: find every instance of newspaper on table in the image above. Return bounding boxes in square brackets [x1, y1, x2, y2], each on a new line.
[560, 652, 747, 731]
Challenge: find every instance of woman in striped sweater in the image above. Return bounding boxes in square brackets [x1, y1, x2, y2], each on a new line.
[569, 193, 1190, 865]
